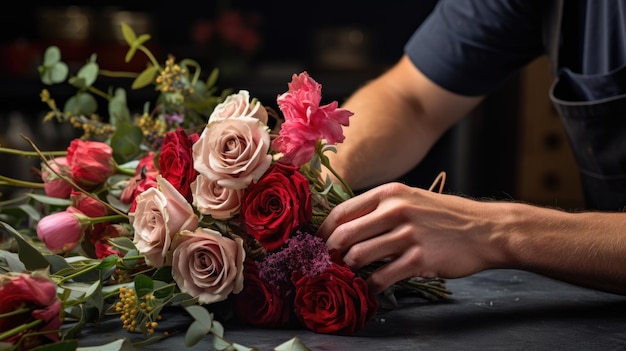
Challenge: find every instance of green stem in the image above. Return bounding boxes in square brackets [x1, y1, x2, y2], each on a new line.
[139, 46, 162, 71]
[89, 214, 127, 225]
[0, 175, 45, 188]
[0, 307, 31, 319]
[57, 263, 102, 285]
[0, 147, 66, 158]
[116, 163, 137, 176]
[98, 69, 140, 79]
[320, 158, 355, 198]
[0, 319, 43, 341]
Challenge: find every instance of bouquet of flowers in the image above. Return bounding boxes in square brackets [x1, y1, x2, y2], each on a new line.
[0, 23, 450, 351]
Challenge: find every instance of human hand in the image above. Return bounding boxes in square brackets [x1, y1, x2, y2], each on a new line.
[317, 182, 504, 294]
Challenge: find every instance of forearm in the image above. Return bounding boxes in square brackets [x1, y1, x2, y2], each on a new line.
[329, 55, 483, 190]
[490, 202, 626, 294]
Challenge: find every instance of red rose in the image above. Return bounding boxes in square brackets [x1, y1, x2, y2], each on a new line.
[233, 258, 293, 328]
[121, 152, 159, 212]
[0, 273, 62, 349]
[291, 253, 379, 335]
[158, 128, 199, 202]
[241, 163, 312, 251]
[66, 139, 114, 189]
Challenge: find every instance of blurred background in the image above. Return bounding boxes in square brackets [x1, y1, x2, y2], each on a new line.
[0, 0, 584, 208]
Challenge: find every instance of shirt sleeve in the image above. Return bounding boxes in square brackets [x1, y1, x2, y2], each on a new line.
[405, 0, 545, 96]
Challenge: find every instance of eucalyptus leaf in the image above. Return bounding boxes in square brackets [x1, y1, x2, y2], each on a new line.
[64, 92, 98, 116]
[274, 337, 312, 351]
[184, 305, 214, 329]
[184, 320, 210, 347]
[77, 61, 99, 87]
[120, 22, 137, 46]
[109, 88, 131, 126]
[110, 122, 144, 164]
[0, 221, 49, 270]
[43, 46, 62, 66]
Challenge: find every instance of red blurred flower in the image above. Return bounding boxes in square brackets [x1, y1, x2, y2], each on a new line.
[0, 273, 62, 349]
[158, 128, 199, 202]
[66, 139, 115, 189]
[241, 163, 312, 252]
[234, 258, 293, 328]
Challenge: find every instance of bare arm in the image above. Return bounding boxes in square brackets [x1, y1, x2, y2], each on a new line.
[317, 183, 626, 295]
[328, 55, 484, 190]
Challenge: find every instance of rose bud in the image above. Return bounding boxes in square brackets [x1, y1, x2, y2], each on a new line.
[41, 157, 72, 199]
[66, 139, 115, 189]
[36, 208, 90, 254]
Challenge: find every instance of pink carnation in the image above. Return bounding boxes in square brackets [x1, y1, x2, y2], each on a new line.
[271, 71, 353, 166]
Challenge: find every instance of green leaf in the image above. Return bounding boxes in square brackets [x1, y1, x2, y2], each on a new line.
[27, 193, 72, 207]
[64, 92, 97, 116]
[132, 65, 158, 90]
[76, 61, 99, 87]
[42, 46, 62, 65]
[109, 121, 144, 164]
[206, 68, 220, 88]
[0, 250, 26, 274]
[184, 305, 214, 329]
[108, 88, 131, 126]
[76, 338, 135, 351]
[134, 274, 154, 300]
[185, 320, 210, 347]
[274, 337, 312, 351]
[47, 62, 70, 85]
[120, 22, 137, 46]
[0, 221, 49, 270]
[31, 339, 79, 351]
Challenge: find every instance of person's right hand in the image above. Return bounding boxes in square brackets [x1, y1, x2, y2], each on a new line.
[316, 182, 508, 294]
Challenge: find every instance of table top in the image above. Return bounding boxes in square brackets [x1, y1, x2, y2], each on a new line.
[77, 269, 626, 350]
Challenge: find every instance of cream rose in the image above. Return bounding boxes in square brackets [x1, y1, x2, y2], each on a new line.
[193, 116, 272, 190]
[209, 90, 268, 125]
[129, 175, 199, 267]
[171, 227, 245, 304]
[191, 173, 243, 220]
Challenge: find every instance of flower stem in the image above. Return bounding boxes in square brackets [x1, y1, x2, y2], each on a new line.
[0, 307, 31, 319]
[0, 146, 66, 158]
[0, 175, 45, 188]
[0, 319, 43, 341]
[90, 214, 127, 225]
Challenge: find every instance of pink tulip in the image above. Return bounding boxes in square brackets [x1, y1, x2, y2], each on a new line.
[36, 208, 89, 254]
[66, 139, 115, 189]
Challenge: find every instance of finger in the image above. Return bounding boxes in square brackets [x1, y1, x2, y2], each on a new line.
[342, 223, 416, 270]
[365, 248, 427, 295]
[316, 192, 377, 241]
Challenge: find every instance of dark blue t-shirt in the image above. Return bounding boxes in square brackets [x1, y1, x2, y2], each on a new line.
[405, 0, 626, 98]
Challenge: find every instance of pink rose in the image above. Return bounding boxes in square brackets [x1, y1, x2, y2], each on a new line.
[129, 176, 199, 267]
[171, 227, 245, 304]
[0, 273, 61, 347]
[193, 116, 271, 190]
[36, 208, 89, 254]
[209, 90, 268, 125]
[66, 139, 115, 189]
[41, 157, 72, 198]
[190, 173, 243, 220]
[271, 71, 353, 166]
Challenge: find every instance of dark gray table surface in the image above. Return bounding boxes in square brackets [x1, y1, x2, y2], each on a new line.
[76, 269, 626, 350]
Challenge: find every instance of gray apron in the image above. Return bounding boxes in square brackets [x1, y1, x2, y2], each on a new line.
[545, 0, 626, 211]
